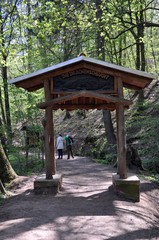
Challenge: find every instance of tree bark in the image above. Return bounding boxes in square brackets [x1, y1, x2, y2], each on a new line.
[0, 87, 6, 126]
[95, 0, 116, 145]
[0, 179, 7, 194]
[1, 53, 12, 141]
[102, 110, 116, 144]
[0, 142, 17, 184]
[0, 117, 8, 156]
[63, 110, 71, 120]
[135, 8, 145, 109]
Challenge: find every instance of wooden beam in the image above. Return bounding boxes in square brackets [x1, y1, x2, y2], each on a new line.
[37, 91, 132, 109]
[12, 59, 153, 92]
[83, 62, 152, 89]
[116, 77, 127, 179]
[80, 91, 131, 104]
[43, 80, 56, 179]
[15, 62, 85, 91]
[50, 103, 117, 111]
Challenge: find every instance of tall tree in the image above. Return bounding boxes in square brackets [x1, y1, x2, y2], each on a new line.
[0, 141, 17, 184]
[95, 0, 116, 144]
[102, 0, 159, 105]
[0, 0, 20, 141]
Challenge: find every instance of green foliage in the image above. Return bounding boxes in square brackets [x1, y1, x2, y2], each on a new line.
[97, 144, 117, 165]
[96, 158, 110, 165]
[78, 131, 117, 164]
[0, 0, 159, 177]
[141, 174, 159, 182]
[126, 102, 159, 173]
[0, 193, 3, 200]
[8, 146, 45, 176]
[9, 86, 44, 124]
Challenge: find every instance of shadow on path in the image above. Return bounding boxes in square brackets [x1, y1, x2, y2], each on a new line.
[0, 156, 159, 240]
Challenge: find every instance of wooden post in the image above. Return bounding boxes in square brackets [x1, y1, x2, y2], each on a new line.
[116, 77, 127, 179]
[43, 79, 56, 179]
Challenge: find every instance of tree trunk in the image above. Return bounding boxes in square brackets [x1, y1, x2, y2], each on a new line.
[0, 117, 8, 156]
[63, 110, 71, 120]
[0, 87, 6, 125]
[0, 179, 7, 194]
[102, 110, 116, 144]
[135, 9, 145, 110]
[96, 0, 105, 60]
[0, 142, 17, 184]
[95, 1, 116, 145]
[2, 54, 12, 142]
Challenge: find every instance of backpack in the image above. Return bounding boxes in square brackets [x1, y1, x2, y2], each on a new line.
[68, 136, 74, 145]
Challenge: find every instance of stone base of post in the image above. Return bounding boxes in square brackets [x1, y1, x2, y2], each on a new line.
[34, 174, 63, 195]
[112, 173, 140, 202]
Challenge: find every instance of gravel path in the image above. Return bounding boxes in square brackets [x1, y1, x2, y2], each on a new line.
[0, 156, 159, 240]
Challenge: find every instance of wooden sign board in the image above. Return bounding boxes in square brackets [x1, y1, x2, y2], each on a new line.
[51, 68, 115, 93]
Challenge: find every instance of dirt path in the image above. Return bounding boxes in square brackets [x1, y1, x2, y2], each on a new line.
[0, 156, 159, 240]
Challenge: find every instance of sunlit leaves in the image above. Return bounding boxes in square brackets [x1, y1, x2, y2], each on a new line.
[0, 0, 159, 128]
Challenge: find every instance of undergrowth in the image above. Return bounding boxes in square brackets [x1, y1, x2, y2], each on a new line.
[126, 102, 159, 173]
[7, 100, 159, 177]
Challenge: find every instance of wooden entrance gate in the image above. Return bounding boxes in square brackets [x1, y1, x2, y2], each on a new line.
[10, 56, 154, 200]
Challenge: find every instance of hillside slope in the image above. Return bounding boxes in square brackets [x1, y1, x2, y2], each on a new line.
[53, 79, 159, 173]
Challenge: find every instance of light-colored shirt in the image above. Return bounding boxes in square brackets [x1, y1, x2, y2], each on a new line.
[56, 136, 64, 149]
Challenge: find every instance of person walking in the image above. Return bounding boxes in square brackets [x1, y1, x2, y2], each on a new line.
[64, 133, 74, 159]
[56, 134, 64, 159]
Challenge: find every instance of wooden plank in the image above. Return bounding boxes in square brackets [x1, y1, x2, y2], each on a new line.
[116, 77, 127, 179]
[50, 103, 116, 111]
[52, 71, 115, 93]
[14, 61, 152, 92]
[44, 80, 56, 179]
[10, 56, 153, 84]
[83, 62, 152, 89]
[11, 56, 153, 92]
[37, 91, 132, 109]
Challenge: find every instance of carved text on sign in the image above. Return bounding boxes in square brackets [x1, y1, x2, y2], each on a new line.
[61, 69, 110, 79]
[53, 68, 114, 92]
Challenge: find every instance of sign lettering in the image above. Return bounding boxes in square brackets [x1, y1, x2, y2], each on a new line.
[53, 69, 114, 92]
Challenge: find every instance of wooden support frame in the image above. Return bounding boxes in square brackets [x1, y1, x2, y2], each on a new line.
[37, 90, 132, 109]
[40, 81, 129, 180]
[116, 77, 127, 179]
[44, 80, 56, 179]
[9, 56, 154, 198]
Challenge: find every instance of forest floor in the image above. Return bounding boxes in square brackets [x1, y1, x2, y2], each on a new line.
[0, 156, 159, 240]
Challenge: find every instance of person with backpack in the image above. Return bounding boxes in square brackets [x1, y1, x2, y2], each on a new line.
[64, 133, 74, 159]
